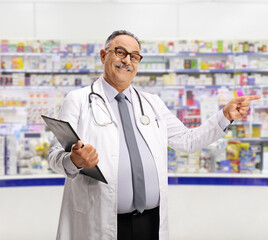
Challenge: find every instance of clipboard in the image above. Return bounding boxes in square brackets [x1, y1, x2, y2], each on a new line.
[41, 115, 107, 184]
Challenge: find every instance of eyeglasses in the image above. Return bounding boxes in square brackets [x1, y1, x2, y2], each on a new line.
[107, 47, 143, 63]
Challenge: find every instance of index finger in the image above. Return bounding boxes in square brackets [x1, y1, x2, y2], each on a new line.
[233, 95, 261, 103]
[243, 95, 261, 101]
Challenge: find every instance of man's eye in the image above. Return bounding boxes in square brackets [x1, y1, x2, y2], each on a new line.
[131, 54, 139, 60]
[117, 50, 126, 56]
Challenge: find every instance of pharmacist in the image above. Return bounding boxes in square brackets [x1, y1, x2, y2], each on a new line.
[48, 30, 260, 240]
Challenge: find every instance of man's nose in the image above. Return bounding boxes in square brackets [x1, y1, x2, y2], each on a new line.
[121, 54, 131, 64]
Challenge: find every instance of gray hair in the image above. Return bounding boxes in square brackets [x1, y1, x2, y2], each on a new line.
[105, 30, 141, 50]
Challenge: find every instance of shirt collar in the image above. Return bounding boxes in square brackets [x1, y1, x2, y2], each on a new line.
[101, 77, 132, 103]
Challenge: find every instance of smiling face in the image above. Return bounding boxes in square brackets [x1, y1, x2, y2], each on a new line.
[100, 35, 140, 92]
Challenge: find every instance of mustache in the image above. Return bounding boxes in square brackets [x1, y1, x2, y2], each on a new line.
[114, 62, 133, 72]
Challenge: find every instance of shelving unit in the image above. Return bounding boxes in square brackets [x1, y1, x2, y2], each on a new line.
[1, 39, 268, 183]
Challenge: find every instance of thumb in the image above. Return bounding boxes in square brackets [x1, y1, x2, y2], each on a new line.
[72, 140, 83, 151]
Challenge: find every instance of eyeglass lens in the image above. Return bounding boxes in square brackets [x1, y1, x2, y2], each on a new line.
[115, 48, 142, 62]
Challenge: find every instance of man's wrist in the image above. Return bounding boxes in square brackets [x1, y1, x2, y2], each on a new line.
[217, 110, 232, 132]
[223, 107, 232, 121]
[63, 154, 81, 174]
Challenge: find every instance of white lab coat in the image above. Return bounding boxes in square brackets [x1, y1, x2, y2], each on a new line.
[48, 77, 226, 240]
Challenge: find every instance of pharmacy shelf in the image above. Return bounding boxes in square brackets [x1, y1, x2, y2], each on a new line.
[143, 52, 237, 57]
[178, 52, 232, 57]
[0, 174, 63, 180]
[167, 106, 199, 110]
[138, 69, 170, 73]
[142, 52, 232, 57]
[224, 137, 268, 141]
[254, 105, 268, 109]
[0, 106, 26, 110]
[0, 52, 97, 57]
[0, 85, 80, 89]
[168, 173, 268, 186]
[172, 69, 233, 74]
[231, 121, 262, 125]
[0, 122, 43, 126]
[0, 69, 103, 74]
[235, 52, 268, 56]
[135, 84, 268, 90]
[3, 84, 265, 90]
[0, 52, 233, 57]
[0, 52, 54, 57]
[173, 69, 268, 74]
[142, 53, 177, 57]
[1, 51, 268, 58]
[143, 52, 268, 57]
[234, 68, 268, 73]
[1, 68, 268, 74]
[0, 69, 25, 73]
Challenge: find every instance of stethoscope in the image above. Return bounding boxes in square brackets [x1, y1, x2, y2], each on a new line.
[88, 82, 150, 126]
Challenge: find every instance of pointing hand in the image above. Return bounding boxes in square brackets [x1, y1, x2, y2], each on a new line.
[223, 95, 261, 121]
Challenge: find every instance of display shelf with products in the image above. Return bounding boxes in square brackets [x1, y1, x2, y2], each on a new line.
[0, 39, 268, 75]
[1, 39, 268, 183]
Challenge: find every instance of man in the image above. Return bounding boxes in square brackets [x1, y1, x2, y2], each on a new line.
[48, 30, 260, 240]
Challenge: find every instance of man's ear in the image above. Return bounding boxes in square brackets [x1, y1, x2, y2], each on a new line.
[100, 49, 106, 64]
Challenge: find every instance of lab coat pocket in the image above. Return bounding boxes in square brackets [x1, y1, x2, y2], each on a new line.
[71, 174, 91, 213]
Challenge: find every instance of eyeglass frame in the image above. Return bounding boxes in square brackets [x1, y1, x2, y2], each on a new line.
[106, 47, 143, 63]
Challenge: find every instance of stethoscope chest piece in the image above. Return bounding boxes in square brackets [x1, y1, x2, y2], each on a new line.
[140, 115, 150, 125]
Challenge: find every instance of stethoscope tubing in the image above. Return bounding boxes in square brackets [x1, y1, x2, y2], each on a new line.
[89, 83, 106, 104]
[88, 82, 150, 125]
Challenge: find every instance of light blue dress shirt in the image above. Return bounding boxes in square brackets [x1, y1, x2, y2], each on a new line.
[102, 79, 160, 213]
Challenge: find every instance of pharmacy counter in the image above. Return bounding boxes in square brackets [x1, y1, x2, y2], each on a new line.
[1, 173, 268, 187]
[168, 173, 268, 186]
[0, 174, 65, 187]
[1, 173, 268, 240]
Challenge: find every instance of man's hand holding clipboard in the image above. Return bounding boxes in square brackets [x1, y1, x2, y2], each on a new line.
[41, 115, 107, 184]
[71, 140, 99, 169]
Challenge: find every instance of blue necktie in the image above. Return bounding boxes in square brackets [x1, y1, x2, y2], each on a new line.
[115, 93, 146, 213]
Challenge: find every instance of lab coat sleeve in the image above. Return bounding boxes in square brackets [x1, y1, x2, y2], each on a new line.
[47, 90, 81, 178]
[153, 95, 226, 153]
